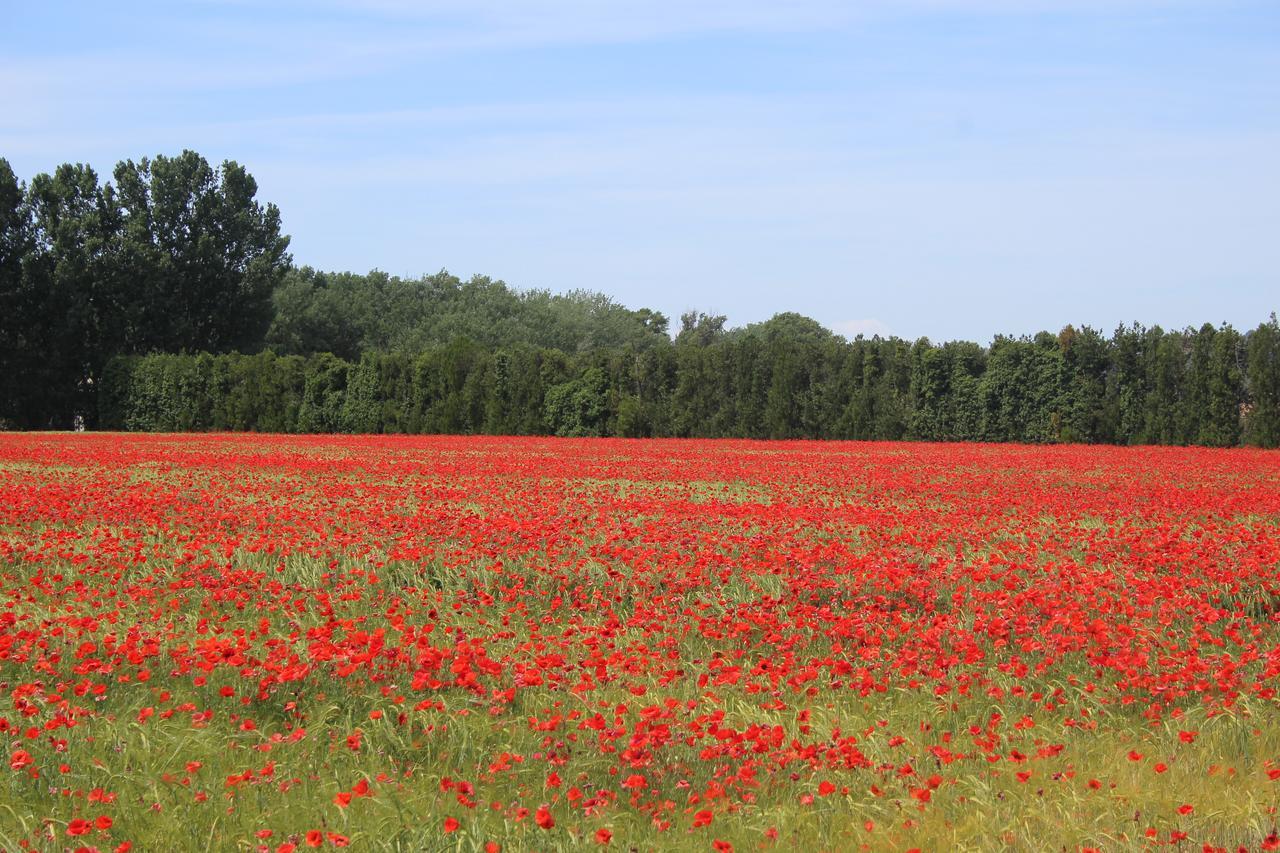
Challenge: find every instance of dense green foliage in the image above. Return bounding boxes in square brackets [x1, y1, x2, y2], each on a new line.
[3, 152, 1279, 445]
[0, 153, 290, 428]
[100, 318, 1280, 446]
[266, 267, 669, 359]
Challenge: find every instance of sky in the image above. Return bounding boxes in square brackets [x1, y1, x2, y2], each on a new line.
[2, 0, 1278, 343]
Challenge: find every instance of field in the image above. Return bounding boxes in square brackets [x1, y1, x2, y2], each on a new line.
[1, 434, 1279, 852]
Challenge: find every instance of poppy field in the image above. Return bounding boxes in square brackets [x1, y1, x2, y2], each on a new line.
[2, 433, 1280, 852]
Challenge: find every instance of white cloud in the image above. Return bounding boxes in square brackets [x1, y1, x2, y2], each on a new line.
[832, 319, 895, 339]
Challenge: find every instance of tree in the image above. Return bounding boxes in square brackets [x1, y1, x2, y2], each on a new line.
[676, 311, 727, 347]
[908, 339, 947, 440]
[1056, 325, 1112, 443]
[113, 150, 291, 354]
[0, 159, 34, 426]
[1108, 324, 1148, 444]
[24, 162, 124, 426]
[737, 312, 836, 345]
[1143, 328, 1187, 444]
[544, 367, 608, 436]
[1192, 324, 1243, 447]
[978, 335, 1062, 442]
[266, 267, 362, 360]
[1246, 316, 1280, 448]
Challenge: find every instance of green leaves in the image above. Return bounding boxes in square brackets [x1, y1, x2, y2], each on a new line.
[114, 151, 292, 354]
[1, 151, 291, 428]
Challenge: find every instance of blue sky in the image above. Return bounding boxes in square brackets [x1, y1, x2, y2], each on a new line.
[3, 0, 1277, 342]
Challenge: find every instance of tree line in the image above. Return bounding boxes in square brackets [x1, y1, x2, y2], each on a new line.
[4, 152, 1280, 445]
[101, 317, 1280, 446]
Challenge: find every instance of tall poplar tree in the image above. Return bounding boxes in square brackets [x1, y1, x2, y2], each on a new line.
[113, 150, 291, 354]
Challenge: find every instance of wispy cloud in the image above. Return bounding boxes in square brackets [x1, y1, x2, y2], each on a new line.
[3, 0, 1273, 340]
